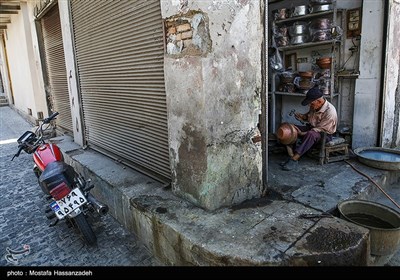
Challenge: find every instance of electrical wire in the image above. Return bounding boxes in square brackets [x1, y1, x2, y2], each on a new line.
[340, 38, 358, 71]
[340, 53, 353, 70]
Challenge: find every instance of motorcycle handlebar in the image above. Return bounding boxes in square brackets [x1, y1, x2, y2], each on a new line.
[43, 112, 59, 124]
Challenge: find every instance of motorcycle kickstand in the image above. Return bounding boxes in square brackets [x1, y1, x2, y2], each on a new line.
[49, 219, 59, 227]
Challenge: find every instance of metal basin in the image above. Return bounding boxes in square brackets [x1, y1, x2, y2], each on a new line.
[290, 5, 308, 17]
[309, 4, 333, 13]
[353, 147, 400, 171]
[338, 199, 400, 256]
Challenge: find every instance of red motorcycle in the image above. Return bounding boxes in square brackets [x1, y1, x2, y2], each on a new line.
[12, 112, 108, 245]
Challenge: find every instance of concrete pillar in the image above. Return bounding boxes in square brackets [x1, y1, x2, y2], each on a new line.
[58, 0, 84, 146]
[352, 0, 385, 148]
[161, 0, 264, 210]
[381, 0, 400, 148]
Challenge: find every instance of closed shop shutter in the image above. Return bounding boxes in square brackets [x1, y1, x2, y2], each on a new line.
[70, 0, 171, 182]
[42, 5, 73, 132]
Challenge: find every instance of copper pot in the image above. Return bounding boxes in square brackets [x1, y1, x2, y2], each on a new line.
[276, 123, 298, 145]
[316, 57, 332, 69]
[298, 71, 314, 78]
[275, 36, 289, 47]
[299, 78, 313, 88]
[312, 29, 332, 41]
[310, 18, 331, 29]
[293, 76, 315, 90]
[317, 57, 331, 63]
[273, 8, 288, 20]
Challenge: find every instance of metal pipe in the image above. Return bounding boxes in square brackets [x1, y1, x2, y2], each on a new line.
[87, 194, 109, 216]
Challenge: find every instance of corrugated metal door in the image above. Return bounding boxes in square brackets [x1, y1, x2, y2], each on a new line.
[70, 0, 171, 182]
[41, 5, 73, 132]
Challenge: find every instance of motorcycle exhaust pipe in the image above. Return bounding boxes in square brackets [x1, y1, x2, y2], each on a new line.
[87, 194, 109, 216]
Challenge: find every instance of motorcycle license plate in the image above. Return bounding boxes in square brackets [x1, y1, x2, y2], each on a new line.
[50, 188, 87, 219]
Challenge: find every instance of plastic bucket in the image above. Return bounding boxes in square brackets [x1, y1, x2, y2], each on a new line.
[337, 199, 400, 256]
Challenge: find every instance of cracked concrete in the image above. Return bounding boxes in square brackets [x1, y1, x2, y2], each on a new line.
[45, 134, 400, 266]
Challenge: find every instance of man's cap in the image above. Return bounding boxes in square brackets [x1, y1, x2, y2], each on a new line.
[301, 86, 323, 106]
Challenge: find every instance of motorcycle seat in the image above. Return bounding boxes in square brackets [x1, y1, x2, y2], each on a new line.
[39, 161, 76, 194]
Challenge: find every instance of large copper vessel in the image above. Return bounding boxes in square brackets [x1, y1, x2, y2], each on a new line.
[276, 123, 298, 145]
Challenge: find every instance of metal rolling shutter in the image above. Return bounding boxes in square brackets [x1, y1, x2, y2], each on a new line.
[42, 5, 72, 132]
[70, 0, 171, 182]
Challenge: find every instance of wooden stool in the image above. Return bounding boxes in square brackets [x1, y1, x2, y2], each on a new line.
[319, 132, 350, 165]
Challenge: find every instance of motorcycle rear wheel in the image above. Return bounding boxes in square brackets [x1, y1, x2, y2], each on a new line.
[72, 213, 97, 245]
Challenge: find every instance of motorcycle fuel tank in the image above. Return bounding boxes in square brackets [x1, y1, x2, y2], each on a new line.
[33, 143, 63, 171]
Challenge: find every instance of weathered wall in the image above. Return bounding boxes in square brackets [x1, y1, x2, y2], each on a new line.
[161, 0, 264, 210]
[381, 0, 400, 148]
[58, 1, 84, 146]
[0, 36, 12, 98]
[335, 0, 362, 129]
[4, 2, 48, 122]
[352, 0, 384, 149]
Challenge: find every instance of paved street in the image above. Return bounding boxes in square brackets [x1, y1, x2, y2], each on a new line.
[0, 106, 161, 269]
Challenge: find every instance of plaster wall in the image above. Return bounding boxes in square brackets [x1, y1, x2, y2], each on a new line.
[381, 0, 400, 148]
[161, 0, 264, 210]
[352, 0, 384, 148]
[0, 36, 12, 99]
[335, 0, 362, 129]
[4, 2, 47, 121]
[58, 0, 84, 146]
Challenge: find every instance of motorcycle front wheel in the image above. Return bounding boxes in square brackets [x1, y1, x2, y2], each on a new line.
[72, 213, 97, 246]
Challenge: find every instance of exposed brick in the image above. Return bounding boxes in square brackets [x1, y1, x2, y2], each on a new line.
[165, 20, 174, 28]
[168, 27, 177, 35]
[252, 135, 262, 143]
[176, 23, 191, 33]
[181, 31, 193, 40]
[183, 39, 193, 48]
[176, 33, 182, 41]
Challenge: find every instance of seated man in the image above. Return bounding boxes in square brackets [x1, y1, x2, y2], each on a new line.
[281, 86, 337, 171]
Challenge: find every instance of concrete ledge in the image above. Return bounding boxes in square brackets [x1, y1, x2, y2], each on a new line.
[53, 135, 373, 266]
[286, 218, 370, 266]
